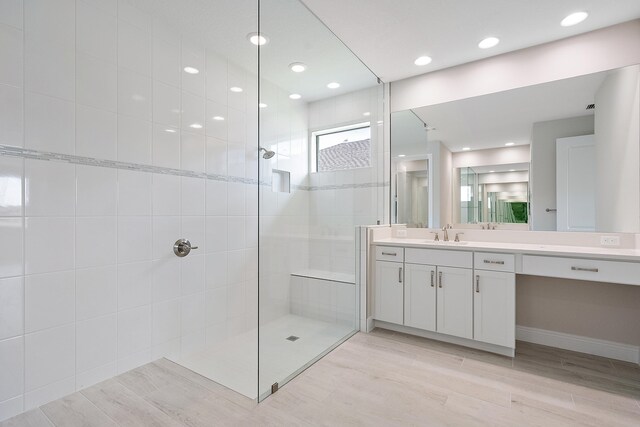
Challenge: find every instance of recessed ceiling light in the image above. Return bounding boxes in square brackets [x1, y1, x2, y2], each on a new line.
[398, 154, 406, 158]
[229, 87, 243, 93]
[189, 123, 203, 129]
[289, 93, 301, 100]
[327, 82, 340, 89]
[247, 32, 269, 46]
[478, 37, 500, 49]
[561, 11, 588, 27]
[259, 103, 267, 108]
[212, 116, 224, 121]
[183, 66, 199, 74]
[165, 129, 176, 133]
[414, 56, 432, 66]
[462, 147, 471, 151]
[489, 170, 495, 173]
[289, 62, 307, 73]
[505, 142, 515, 146]
[363, 112, 371, 116]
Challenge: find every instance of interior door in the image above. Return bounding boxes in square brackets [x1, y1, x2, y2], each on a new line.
[556, 135, 596, 231]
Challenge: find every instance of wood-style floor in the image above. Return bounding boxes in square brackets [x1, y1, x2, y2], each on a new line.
[3, 328, 640, 426]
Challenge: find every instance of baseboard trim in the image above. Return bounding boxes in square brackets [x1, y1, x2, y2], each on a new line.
[373, 320, 515, 357]
[516, 325, 640, 364]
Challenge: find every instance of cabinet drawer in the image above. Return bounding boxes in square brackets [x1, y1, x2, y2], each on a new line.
[474, 252, 515, 272]
[376, 246, 404, 262]
[405, 248, 472, 268]
[522, 255, 640, 286]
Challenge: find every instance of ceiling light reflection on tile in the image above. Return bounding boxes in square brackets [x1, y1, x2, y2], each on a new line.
[230, 87, 243, 93]
[189, 123, 203, 129]
[212, 116, 225, 121]
[259, 103, 268, 108]
[184, 66, 199, 74]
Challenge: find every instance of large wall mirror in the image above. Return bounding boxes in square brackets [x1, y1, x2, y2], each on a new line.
[391, 64, 640, 233]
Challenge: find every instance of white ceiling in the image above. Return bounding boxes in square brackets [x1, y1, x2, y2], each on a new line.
[300, 0, 640, 82]
[411, 70, 609, 152]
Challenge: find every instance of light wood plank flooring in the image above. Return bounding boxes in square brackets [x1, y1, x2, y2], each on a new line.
[3, 329, 640, 426]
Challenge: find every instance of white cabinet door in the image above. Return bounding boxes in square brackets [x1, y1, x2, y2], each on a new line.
[436, 266, 473, 339]
[473, 270, 515, 348]
[375, 261, 404, 324]
[404, 263, 436, 331]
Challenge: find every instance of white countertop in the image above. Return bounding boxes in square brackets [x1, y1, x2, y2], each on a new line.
[374, 238, 640, 262]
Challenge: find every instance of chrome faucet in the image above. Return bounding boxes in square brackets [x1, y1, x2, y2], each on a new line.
[442, 224, 452, 241]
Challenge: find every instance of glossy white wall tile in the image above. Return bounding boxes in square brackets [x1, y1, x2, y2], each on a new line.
[0, 24, 23, 87]
[0, 84, 23, 146]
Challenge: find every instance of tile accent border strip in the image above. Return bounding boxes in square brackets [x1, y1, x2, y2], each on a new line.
[0, 145, 388, 191]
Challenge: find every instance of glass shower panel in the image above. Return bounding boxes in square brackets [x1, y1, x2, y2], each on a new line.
[158, 0, 260, 400]
[258, 0, 383, 400]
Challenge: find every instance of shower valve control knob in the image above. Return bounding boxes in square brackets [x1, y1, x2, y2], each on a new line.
[173, 239, 198, 257]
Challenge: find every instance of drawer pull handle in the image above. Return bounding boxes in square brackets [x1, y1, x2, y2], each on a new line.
[483, 260, 505, 265]
[475, 275, 480, 293]
[382, 252, 397, 256]
[430, 270, 434, 287]
[571, 266, 599, 273]
[438, 271, 443, 288]
[399, 267, 403, 283]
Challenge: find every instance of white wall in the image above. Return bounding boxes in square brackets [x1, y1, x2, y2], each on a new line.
[452, 145, 530, 169]
[529, 116, 594, 231]
[0, 1, 265, 419]
[595, 65, 640, 232]
[391, 19, 640, 112]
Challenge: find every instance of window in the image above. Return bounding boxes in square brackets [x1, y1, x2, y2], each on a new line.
[312, 123, 371, 172]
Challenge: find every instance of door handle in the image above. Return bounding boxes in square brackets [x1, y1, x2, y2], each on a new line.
[475, 275, 480, 293]
[438, 271, 443, 288]
[430, 270, 434, 287]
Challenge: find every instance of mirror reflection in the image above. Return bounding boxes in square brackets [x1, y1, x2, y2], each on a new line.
[391, 64, 640, 233]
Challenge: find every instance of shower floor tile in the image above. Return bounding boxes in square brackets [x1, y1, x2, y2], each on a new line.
[170, 314, 355, 399]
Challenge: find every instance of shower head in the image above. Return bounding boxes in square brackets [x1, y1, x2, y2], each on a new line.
[259, 147, 276, 159]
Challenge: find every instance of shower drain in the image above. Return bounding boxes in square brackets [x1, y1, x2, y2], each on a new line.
[286, 335, 300, 342]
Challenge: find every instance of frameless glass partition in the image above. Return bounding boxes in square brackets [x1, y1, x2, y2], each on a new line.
[158, 0, 260, 400]
[258, 0, 383, 400]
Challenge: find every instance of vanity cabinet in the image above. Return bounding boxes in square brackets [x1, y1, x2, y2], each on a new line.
[437, 266, 474, 339]
[375, 246, 405, 324]
[472, 252, 516, 347]
[404, 263, 436, 331]
[374, 246, 516, 353]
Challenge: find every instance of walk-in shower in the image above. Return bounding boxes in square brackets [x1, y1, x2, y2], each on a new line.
[0, 0, 383, 419]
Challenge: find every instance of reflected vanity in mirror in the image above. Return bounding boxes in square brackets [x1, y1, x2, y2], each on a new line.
[391, 63, 640, 233]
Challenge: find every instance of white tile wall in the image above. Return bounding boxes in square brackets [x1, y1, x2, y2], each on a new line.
[0, 0, 382, 420]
